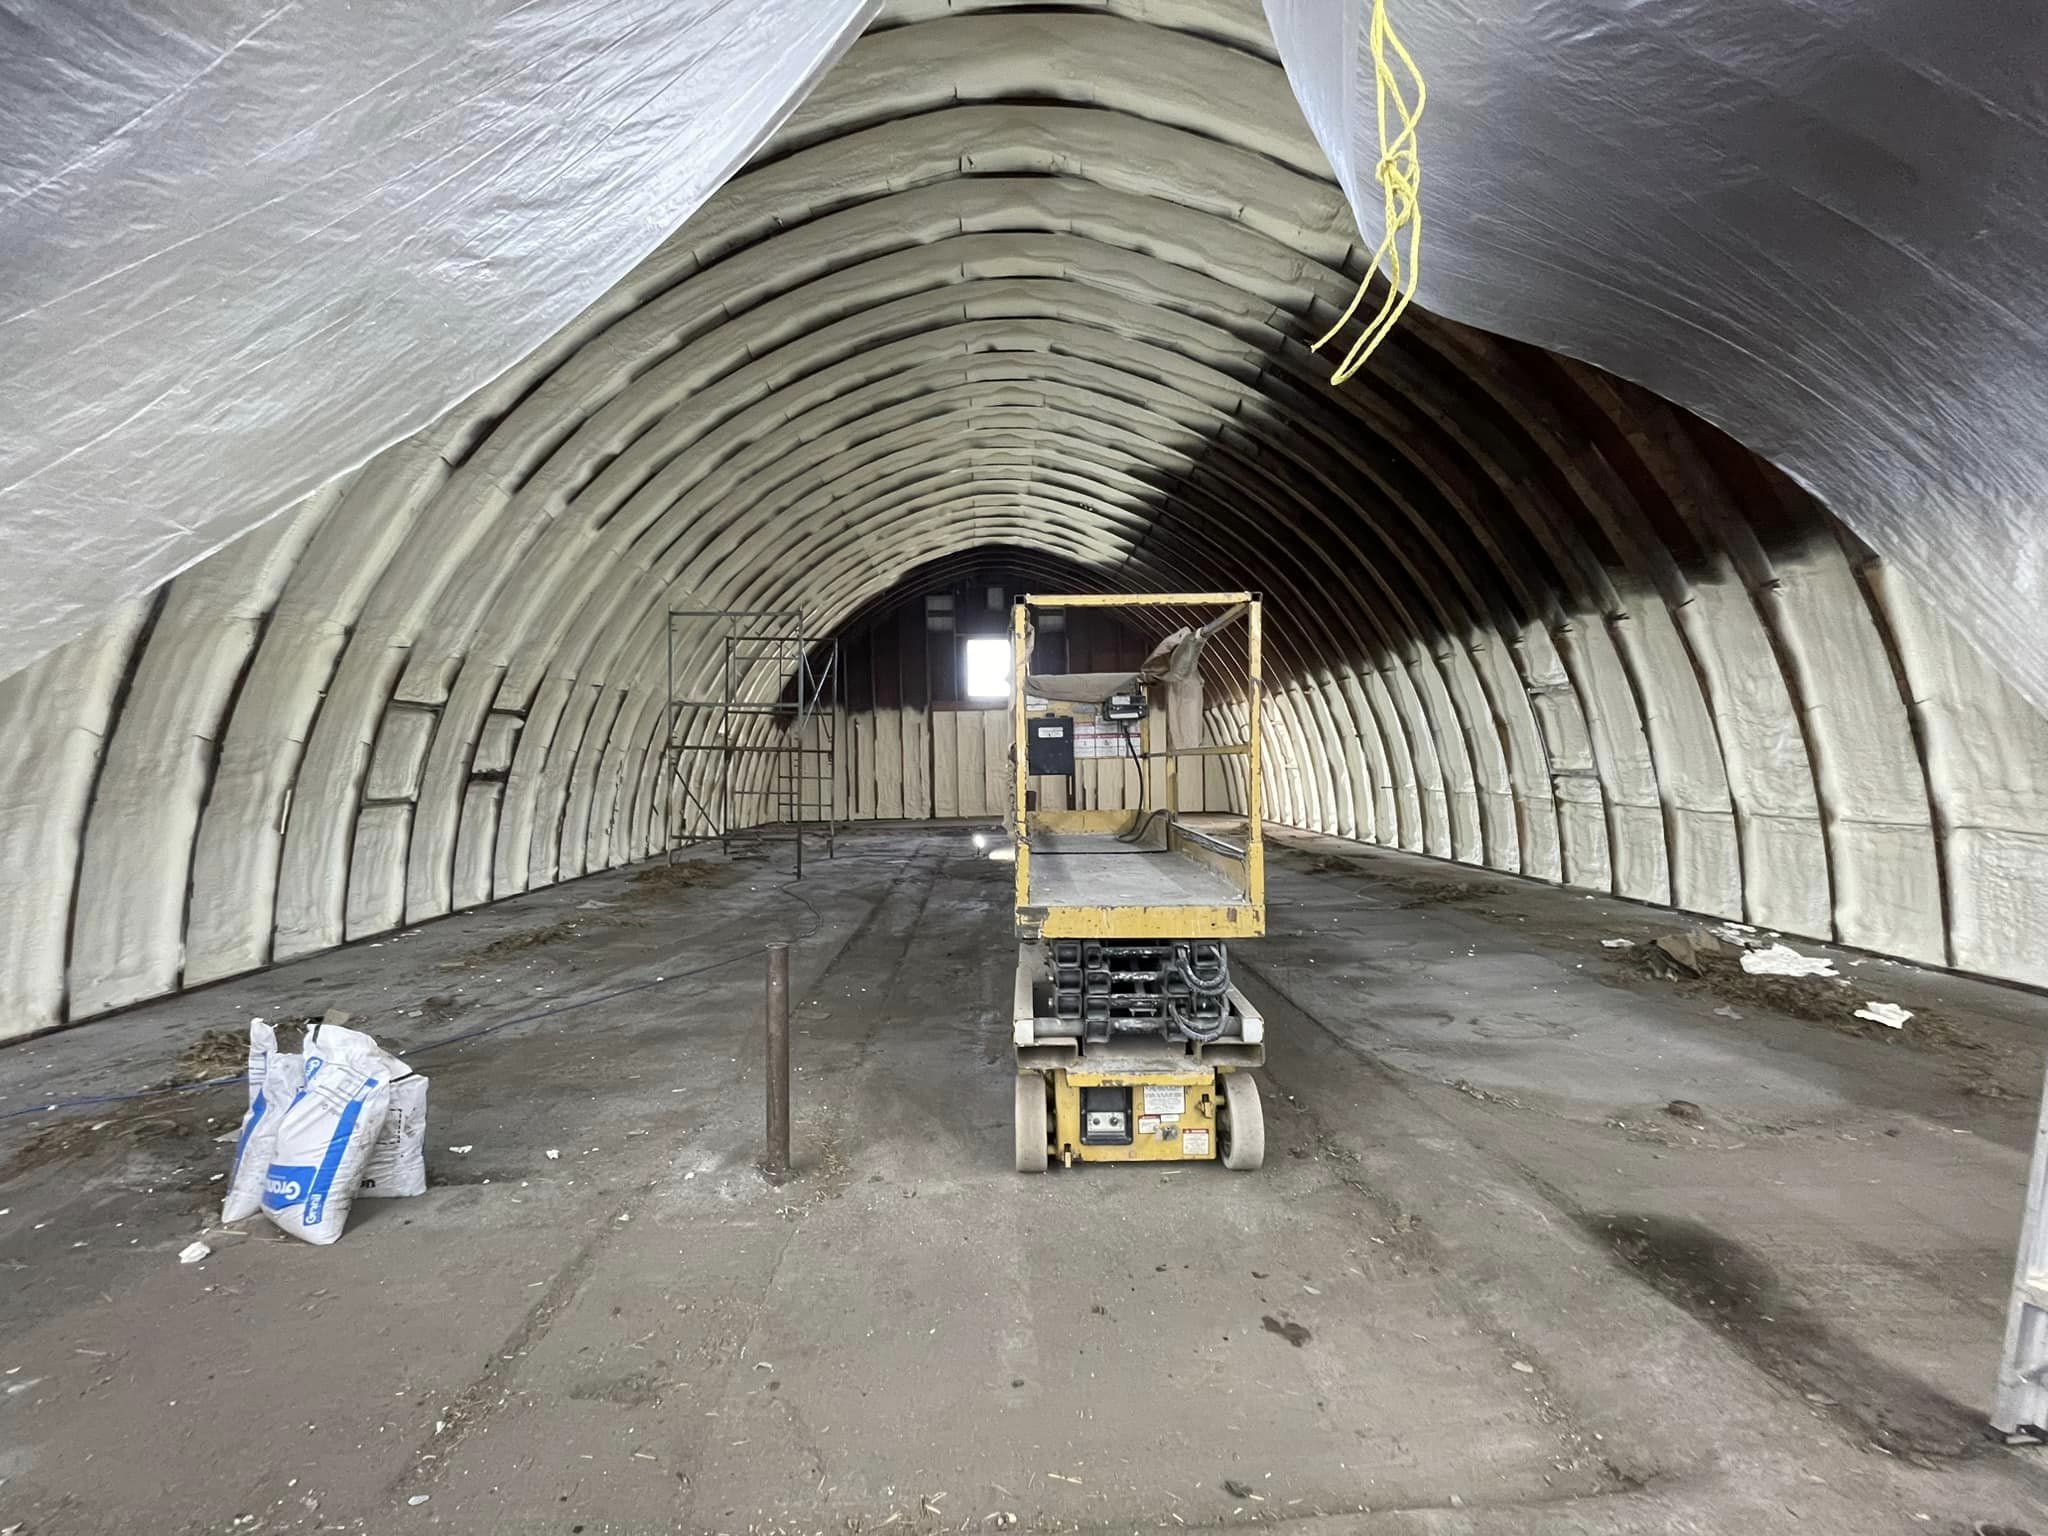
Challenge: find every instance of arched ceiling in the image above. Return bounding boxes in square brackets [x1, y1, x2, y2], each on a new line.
[3, 0, 2047, 1040]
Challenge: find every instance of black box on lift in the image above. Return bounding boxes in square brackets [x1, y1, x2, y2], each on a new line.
[1027, 715, 1074, 776]
[1080, 1085, 1133, 1144]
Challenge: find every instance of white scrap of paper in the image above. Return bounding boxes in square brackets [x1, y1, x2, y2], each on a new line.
[1853, 1001, 1913, 1029]
[1739, 943, 1837, 979]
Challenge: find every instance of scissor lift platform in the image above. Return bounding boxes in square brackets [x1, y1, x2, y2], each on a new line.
[1007, 591, 1267, 1172]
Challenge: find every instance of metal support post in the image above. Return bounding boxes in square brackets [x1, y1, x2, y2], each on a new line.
[764, 941, 791, 1184]
[1994, 1046, 2048, 1435]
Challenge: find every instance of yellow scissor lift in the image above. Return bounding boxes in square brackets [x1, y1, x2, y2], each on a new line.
[1009, 592, 1267, 1172]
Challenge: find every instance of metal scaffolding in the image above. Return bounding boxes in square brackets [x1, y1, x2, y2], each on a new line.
[665, 608, 840, 874]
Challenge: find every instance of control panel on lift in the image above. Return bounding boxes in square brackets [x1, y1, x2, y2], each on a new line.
[1026, 714, 1074, 776]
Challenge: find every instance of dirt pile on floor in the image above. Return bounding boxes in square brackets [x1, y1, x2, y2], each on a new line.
[627, 860, 725, 898]
[1378, 875, 1507, 908]
[172, 1028, 251, 1082]
[1610, 933, 2016, 1097]
[1301, 853, 1506, 909]
[0, 1100, 223, 1185]
[459, 918, 587, 964]
[169, 1017, 312, 1080]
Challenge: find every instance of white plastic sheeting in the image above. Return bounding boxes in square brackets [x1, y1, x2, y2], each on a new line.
[0, 0, 875, 680]
[1264, 0, 2048, 715]
[5, 0, 2047, 724]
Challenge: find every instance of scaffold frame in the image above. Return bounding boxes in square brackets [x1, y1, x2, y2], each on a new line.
[665, 607, 840, 875]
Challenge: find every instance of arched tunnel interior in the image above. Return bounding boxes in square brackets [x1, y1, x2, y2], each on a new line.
[5, 2, 2045, 1038]
[12, 4, 2048, 1529]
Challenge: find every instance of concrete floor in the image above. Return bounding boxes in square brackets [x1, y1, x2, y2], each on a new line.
[4, 824, 2048, 1535]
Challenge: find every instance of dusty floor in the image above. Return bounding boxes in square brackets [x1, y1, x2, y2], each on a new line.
[4, 824, 2048, 1535]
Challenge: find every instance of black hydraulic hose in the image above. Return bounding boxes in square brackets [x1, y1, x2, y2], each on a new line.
[1117, 716, 1149, 839]
[1166, 941, 1231, 1042]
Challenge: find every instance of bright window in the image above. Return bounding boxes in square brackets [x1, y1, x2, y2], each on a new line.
[963, 636, 1011, 700]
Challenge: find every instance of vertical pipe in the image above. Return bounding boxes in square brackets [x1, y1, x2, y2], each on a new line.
[828, 640, 840, 858]
[795, 617, 806, 879]
[665, 612, 675, 865]
[1012, 601, 1030, 904]
[764, 940, 790, 1183]
[1246, 596, 1265, 903]
[721, 632, 732, 857]
[1164, 690, 1179, 832]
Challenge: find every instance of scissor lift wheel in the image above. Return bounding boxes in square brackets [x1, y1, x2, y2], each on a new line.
[1014, 1072, 1049, 1173]
[1220, 1071, 1265, 1170]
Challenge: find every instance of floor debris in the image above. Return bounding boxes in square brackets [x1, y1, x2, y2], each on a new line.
[178, 1241, 211, 1265]
[1854, 1001, 1913, 1029]
[174, 1029, 254, 1083]
[1740, 942, 1838, 979]
[3, 825, 2040, 1532]
[1261, 1316, 1311, 1347]
[1643, 927, 1735, 979]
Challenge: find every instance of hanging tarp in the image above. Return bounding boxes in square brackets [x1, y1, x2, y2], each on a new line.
[1265, 0, 2048, 714]
[0, 0, 875, 680]
[7, 0, 2048, 721]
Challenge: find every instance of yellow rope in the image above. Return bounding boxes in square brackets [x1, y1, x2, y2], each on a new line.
[1313, 0, 1426, 385]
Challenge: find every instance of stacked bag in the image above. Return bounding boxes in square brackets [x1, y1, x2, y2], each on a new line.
[222, 1012, 429, 1245]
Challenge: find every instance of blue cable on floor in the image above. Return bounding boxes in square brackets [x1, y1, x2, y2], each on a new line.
[0, 956, 748, 1125]
[0, 856, 872, 1127]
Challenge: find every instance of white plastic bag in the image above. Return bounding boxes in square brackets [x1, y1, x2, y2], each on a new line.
[357, 1065, 429, 1199]
[222, 1022, 304, 1224]
[262, 1022, 392, 1245]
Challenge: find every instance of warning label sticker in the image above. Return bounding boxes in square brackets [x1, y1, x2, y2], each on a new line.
[1142, 1085, 1187, 1116]
[1073, 718, 1134, 761]
[1181, 1128, 1211, 1157]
